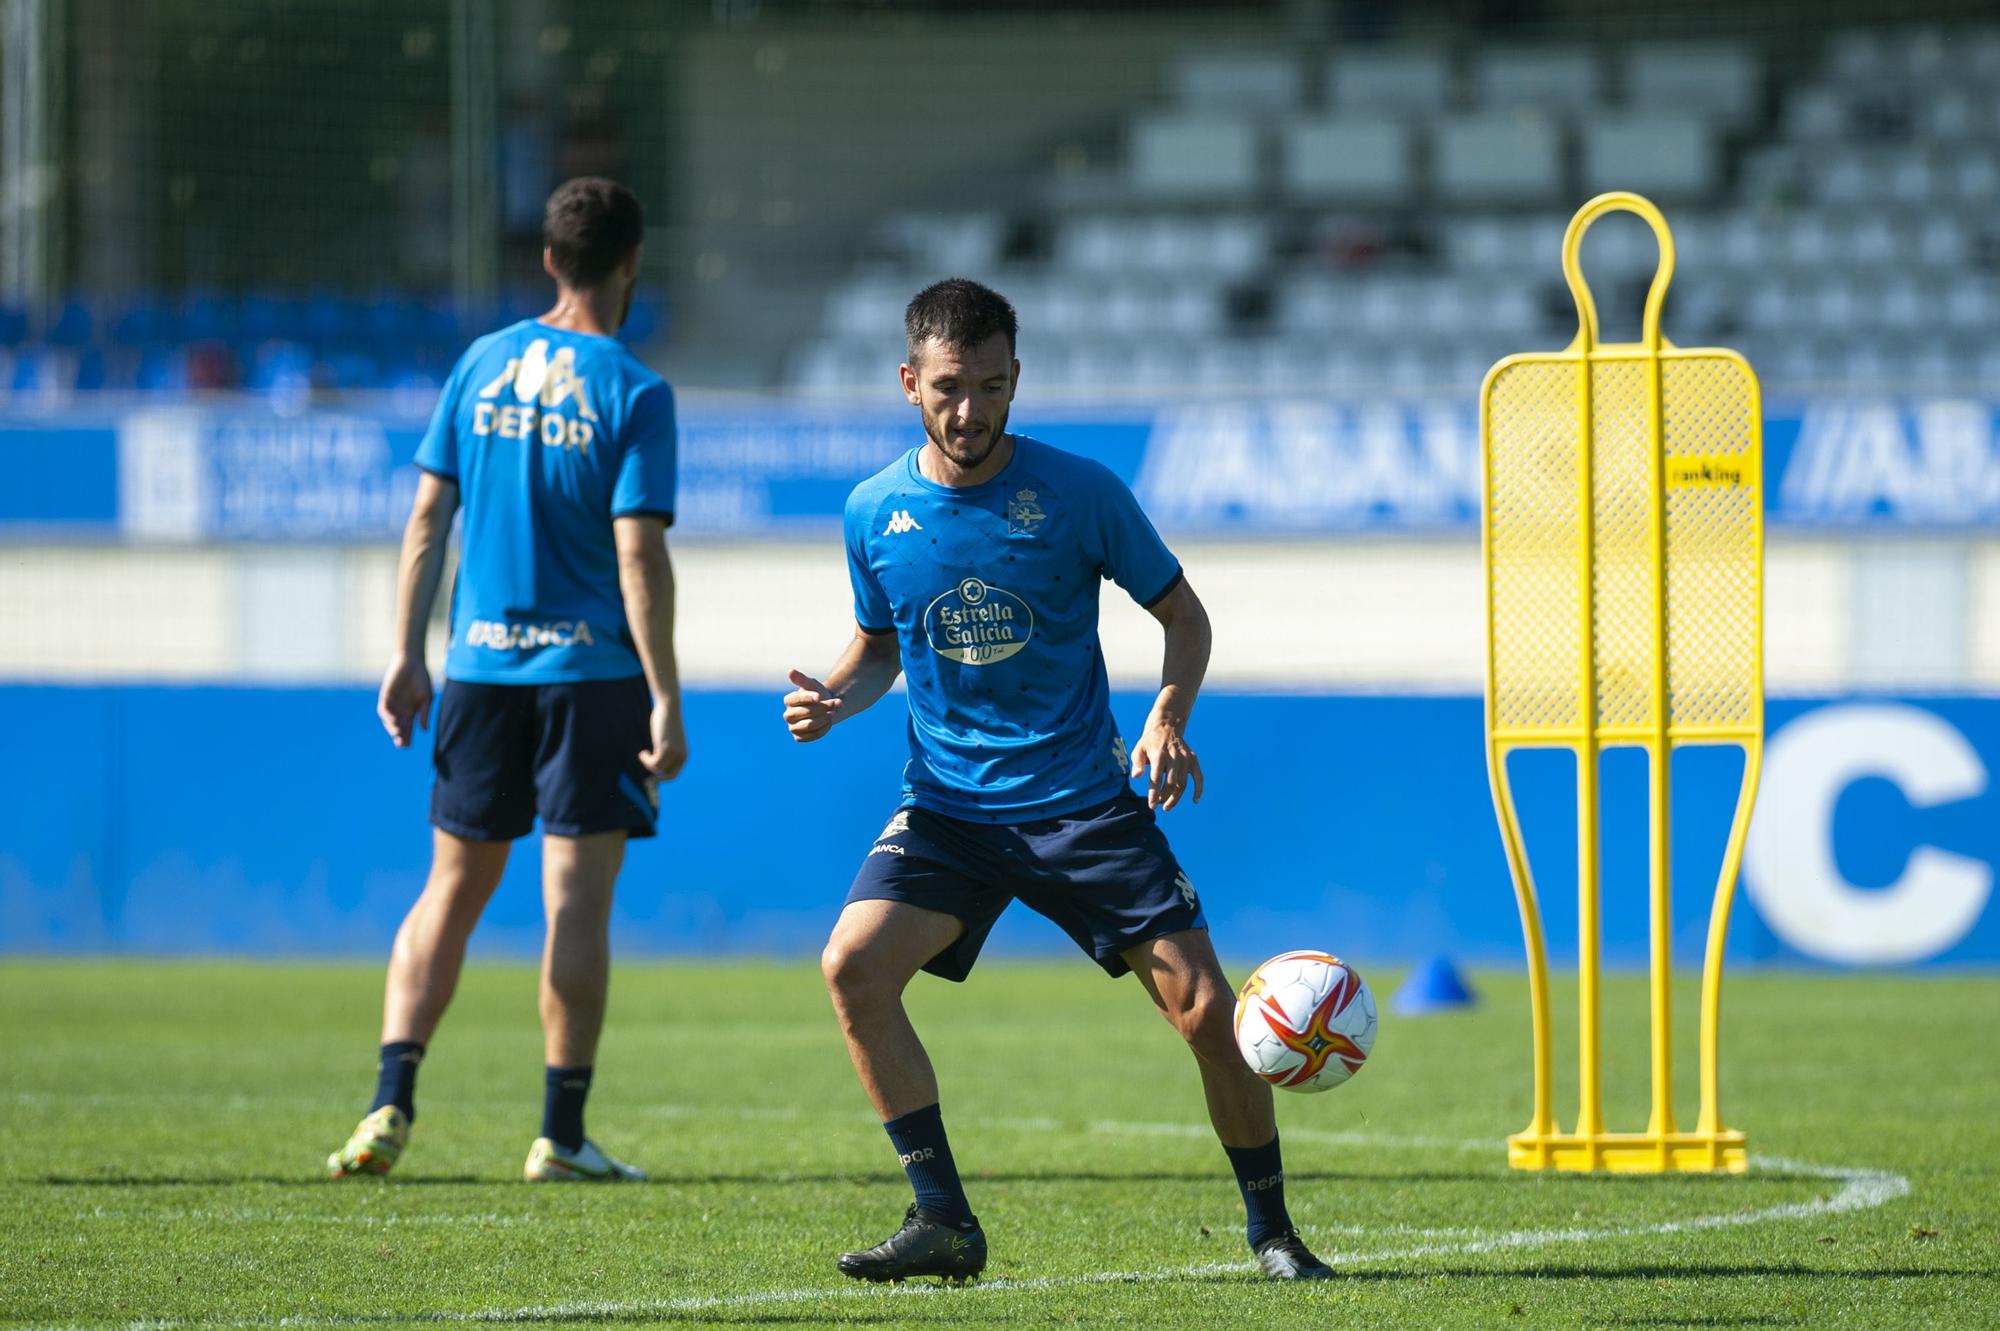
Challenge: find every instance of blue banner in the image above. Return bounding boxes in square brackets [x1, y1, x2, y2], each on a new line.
[4, 393, 1998, 540]
[2, 687, 1993, 967]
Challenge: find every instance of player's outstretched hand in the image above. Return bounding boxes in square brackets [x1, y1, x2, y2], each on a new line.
[640, 699, 689, 781]
[783, 669, 843, 742]
[1130, 717, 1204, 812]
[377, 656, 433, 748]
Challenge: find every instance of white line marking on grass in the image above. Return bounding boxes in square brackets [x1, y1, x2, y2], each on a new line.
[93, 1134, 1912, 1331]
[113, 1263, 1258, 1331]
[1301, 1155, 1911, 1266]
[76, 1206, 537, 1228]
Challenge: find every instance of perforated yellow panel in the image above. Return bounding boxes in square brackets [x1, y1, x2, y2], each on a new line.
[1486, 361, 1583, 734]
[1590, 360, 1657, 732]
[1662, 355, 1760, 732]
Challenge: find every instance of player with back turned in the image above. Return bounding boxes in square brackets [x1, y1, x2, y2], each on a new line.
[327, 177, 686, 1182]
[784, 279, 1336, 1281]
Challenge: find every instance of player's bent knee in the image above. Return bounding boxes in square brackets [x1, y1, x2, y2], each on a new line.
[820, 940, 869, 998]
[822, 938, 905, 1012]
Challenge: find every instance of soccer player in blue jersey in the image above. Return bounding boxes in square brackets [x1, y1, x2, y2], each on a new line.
[783, 279, 1334, 1281]
[328, 178, 685, 1183]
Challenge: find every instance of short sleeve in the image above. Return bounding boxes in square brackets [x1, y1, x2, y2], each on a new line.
[412, 359, 466, 479]
[844, 499, 894, 634]
[1090, 467, 1182, 607]
[611, 382, 677, 523]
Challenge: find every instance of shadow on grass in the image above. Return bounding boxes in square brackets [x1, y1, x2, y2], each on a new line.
[1595, 1317, 1802, 1329]
[36, 1168, 1516, 1189]
[40, 1175, 489, 1187]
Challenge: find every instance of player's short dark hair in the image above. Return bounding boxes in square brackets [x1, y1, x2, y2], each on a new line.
[904, 278, 1017, 365]
[543, 177, 645, 289]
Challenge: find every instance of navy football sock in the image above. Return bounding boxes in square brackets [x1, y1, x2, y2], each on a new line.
[883, 1103, 975, 1227]
[1224, 1134, 1293, 1250]
[370, 1040, 425, 1121]
[542, 1065, 593, 1152]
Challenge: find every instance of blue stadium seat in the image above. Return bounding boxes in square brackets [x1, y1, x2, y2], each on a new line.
[46, 299, 93, 347]
[498, 285, 544, 327]
[238, 291, 283, 342]
[324, 350, 381, 391]
[619, 293, 661, 345]
[302, 291, 364, 346]
[135, 347, 191, 392]
[0, 304, 25, 346]
[245, 339, 314, 394]
[175, 291, 237, 344]
[422, 297, 465, 346]
[10, 347, 61, 392]
[71, 348, 107, 392]
[111, 297, 166, 347]
[365, 292, 428, 346]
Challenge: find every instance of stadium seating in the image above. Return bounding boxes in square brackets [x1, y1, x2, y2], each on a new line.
[4, 25, 1997, 403]
[795, 24, 2000, 395]
[0, 288, 667, 399]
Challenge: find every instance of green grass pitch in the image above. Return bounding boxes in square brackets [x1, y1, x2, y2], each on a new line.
[3, 960, 1995, 1328]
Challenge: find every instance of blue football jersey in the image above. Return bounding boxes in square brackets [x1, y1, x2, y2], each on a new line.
[414, 320, 676, 684]
[844, 434, 1183, 823]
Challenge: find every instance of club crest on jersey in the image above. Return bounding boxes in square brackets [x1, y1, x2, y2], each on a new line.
[924, 577, 1035, 665]
[1006, 488, 1047, 534]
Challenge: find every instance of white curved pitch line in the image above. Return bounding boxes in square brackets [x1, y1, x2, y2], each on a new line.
[101, 1129, 1910, 1331]
[1300, 1155, 1911, 1265]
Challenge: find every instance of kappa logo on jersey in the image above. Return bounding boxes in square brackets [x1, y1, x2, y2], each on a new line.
[885, 509, 924, 535]
[924, 577, 1035, 666]
[470, 338, 599, 452]
[1007, 488, 1047, 534]
[1111, 735, 1130, 776]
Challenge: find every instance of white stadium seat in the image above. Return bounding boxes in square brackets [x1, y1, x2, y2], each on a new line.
[1053, 217, 1129, 273]
[1845, 213, 1901, 268]
[1825, 30, 1892, 82]
[1169, 52, 1306, 112]
[1624, 41, 1761, 125]
[1782, 87, 1848, 140]
[1942, 279, 1997, 332]
[1580, 115, 1719, 200]
[1278, 117, 1415, 205]
[1433, 114, 1563, 204]
[879, 214, 1005, 274]
[1915, 215, 1971, 269]
[1128, 114, 1261, 199]
[1950, 152, 2000, 204]
[824, 275, 907, 339]
[1875, 276, 1926, 333]
[1782, 214, 1837, 269]
[1473, 46, 1603, 112]
[1326, 47, 1452, 115]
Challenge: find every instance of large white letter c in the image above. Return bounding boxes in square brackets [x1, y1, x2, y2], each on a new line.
[1744, 703, 1991, 965]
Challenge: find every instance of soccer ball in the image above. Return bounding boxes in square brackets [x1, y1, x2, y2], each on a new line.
[1233, 951, 1377, 1093]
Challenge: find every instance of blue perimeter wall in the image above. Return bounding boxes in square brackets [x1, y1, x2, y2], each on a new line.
[4, 686, 1996, 968]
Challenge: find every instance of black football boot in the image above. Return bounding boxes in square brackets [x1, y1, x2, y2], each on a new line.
[836, 1204, 987, 1284]
[1254, 1230, 1336, 1280]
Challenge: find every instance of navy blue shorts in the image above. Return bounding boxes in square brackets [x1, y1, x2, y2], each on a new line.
[430, 677, 658, 842]
[844, 793, 1205, 982]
